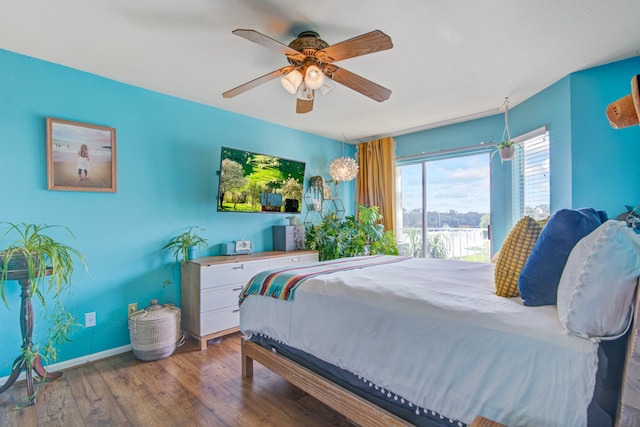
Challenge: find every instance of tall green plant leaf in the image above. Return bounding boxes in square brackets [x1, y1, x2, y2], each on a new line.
[305, 204, 398, 261]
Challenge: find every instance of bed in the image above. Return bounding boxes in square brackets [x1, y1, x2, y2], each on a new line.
[239, 217, 640, 427]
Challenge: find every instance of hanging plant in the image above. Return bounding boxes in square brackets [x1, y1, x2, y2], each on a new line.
[497, 98, 516, 161]
[498, 141, 515, 161]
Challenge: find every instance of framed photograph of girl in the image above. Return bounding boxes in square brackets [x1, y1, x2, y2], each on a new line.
[46, 118, 117, 192]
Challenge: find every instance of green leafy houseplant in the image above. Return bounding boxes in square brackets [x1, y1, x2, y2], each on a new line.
[0, 222, 86, 335]
[0, 222, 86, 403]
[306, 204, 398, 261]
[163, 226, 208, 264]
[497, 140, 515, 161]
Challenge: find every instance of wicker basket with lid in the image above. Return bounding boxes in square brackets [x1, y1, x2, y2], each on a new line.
[128, 299, 181, 361]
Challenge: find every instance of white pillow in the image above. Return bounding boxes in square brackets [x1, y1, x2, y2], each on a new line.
[557, 220, 640, 339]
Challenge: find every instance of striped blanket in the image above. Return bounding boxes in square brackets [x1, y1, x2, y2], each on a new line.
[239, 255, 410, 305]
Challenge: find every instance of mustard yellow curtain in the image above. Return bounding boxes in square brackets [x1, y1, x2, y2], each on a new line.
[357, 137, 396, 232]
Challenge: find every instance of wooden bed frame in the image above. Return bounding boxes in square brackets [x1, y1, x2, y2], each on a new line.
[241, 282, 640, 427]
[241, 339, 411, 427]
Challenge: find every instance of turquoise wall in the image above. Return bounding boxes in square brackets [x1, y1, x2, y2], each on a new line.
[396, 56, 640, 251]
[0, 49, 354, 376]
[570, 57, 640, 210]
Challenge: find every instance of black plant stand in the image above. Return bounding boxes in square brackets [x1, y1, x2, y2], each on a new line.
[0, 269, 62, 405]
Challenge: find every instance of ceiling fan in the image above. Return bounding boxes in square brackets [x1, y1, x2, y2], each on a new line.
[222, 29, 393, 114]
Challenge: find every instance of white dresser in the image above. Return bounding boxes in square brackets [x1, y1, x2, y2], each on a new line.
[181, 250, 318, 350]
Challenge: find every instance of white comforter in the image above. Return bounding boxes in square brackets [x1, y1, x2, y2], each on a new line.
[240, 257, 598, 427]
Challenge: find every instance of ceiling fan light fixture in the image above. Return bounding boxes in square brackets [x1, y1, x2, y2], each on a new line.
[320, 79, 334, 96]
[304, 65, 325, 90]
[224, 28, 393, 113]
[297, 84, 314, 100]
[280, 69, 303, 94]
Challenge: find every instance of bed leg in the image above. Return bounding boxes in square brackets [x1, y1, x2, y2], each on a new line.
[241, 340, 253, 378]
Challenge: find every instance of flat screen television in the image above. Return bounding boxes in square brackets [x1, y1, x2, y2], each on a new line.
[217, 147, 306, 213]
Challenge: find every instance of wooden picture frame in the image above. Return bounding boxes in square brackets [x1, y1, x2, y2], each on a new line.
[46, 117, 117, 192]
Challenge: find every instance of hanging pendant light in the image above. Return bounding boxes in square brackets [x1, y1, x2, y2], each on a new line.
[329, 157, 359, 182]
[329, 140, 359, 182]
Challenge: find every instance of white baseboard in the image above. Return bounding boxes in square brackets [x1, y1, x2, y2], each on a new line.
[0, 344, 132, 384]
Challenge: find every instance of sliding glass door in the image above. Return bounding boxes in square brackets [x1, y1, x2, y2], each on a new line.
[397, 153, 491, 262]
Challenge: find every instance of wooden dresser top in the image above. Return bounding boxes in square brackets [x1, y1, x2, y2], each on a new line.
[188, 250, 318, 266]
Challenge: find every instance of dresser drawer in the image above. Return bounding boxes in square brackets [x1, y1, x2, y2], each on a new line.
[200, 306, 239, 336]
[269, 252, 319, 269]
[181, 251, 318, 350]
[201, 283, 244, 311]
[200, 260, 269, 289]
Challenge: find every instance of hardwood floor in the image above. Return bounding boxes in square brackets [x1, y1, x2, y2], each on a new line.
[0, 333, 354, 426]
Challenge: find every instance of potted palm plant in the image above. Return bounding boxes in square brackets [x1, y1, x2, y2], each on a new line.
[163, 226, 208, 264]
[0, 222, 86, 405]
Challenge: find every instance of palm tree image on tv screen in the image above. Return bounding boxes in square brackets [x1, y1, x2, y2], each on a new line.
[218, 147, 305, 213]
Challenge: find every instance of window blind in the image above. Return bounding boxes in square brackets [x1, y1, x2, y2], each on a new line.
[513, 127, 550, 221]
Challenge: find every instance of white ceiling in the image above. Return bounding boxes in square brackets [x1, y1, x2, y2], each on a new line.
[1, 0, 639, 142]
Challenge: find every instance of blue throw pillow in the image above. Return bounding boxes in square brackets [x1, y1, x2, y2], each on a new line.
[518, 208, 607, 306]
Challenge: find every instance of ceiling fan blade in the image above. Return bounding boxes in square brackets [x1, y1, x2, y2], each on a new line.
[296, 98, 314, 114]
[222, 66, 293, 98]
[326, 65, 391, 102]
[317, 30, 392, 63]
[232, 29, 306, 61]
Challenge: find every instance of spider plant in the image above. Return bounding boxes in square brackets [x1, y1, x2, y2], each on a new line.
[163, 226, 208, 264]
[0, 222, 86, 366]
[0, 222, 85, 307]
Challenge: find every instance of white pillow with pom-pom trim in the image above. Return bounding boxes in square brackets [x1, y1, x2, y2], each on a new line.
[557, 220, 640, 339]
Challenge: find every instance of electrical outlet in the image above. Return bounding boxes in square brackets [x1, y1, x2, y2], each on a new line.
[85, 312, 96, 328]
[128, 303, 138, 317]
